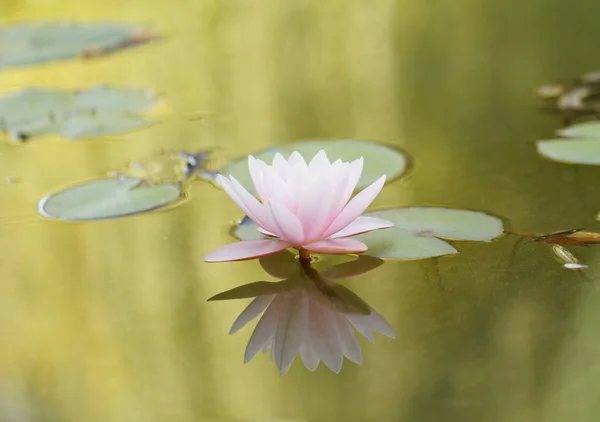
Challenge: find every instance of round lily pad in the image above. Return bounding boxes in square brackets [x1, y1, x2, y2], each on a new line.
[0, 86, 159, 141]
[38, 177, 181, 221]
[351, 227, 458, 260]
[0, 22, 156, 69]
[231, 207, 502, 260]
[537, 139, 600, 165]
[557, 122, 600, 139]
[217, 139, 409, 193]
[365, 207, 504, 242]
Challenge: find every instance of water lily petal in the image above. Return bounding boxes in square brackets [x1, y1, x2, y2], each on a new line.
[322, 175, 386, 238]
[230, 295, 275, 334]
[204, 239, 291, 262]
[257, 226, 278, 237]
[307, 150, 331, 175]
[248, 156, 270, 203]
[326, 158, 364, 220]
[303, 238, 368, 254]
[287, 151, 307, 169]
[216, 174, 253, 217]
[267, 199, 305, 244]
[328, 216, 393, 239]
[272, 153, 292, 181]
[262, 166, 294, 210]
[297, 179, 334, 241]
[229, 175, 278, 234]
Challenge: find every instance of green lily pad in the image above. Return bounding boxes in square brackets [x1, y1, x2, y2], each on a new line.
[38, 177, 181, 221]
[217, 139, 408, 193]
[0, 86, 159, 141]
[557, 121, 600, 138]
[536, 139, 600, 165]
[352, 227, 458, 259]
[0, 22, 156, 69]
[232, 216, 266, 241]
[366, 207, 504, 242]
[232, 207, 502, 260]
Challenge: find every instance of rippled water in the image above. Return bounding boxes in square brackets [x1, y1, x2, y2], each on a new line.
[2, 0, 600, 421]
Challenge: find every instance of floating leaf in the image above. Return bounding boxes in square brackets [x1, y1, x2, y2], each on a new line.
[352, 227, 458, 259]
[58, 112, 152, 139]
[218, 139, 408, 193]
[233, 216, 266, 241]
[366, 207, 504, 242]
[232, 207, 501, 260]
[73, 85, 157, 113]
[0, 22, 156, 69]
[537, 139, 600, 165]
[557, 121, 600, 138]
[0, 86, 159, 141]
[38, 177, 181, 221]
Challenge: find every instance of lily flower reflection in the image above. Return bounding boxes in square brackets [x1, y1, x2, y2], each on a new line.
[204, 150, 392, 262]
[207, 251, 395, 375]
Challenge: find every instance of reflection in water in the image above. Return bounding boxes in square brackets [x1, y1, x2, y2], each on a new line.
[208, 251, 395, 375]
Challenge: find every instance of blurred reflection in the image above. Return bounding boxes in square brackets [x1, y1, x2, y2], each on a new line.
[208, 251, 395, 375]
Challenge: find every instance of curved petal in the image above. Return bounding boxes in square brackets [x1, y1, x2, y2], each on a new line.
[307, 150, 331, 175]
[330, 158, 363, 216]
[272, 153, 292, 180]
[296, 178, 334, 241]
[229, 176, 279, 234]
[328, 216, 393, 239]
[248, 156, 269, 203]
[267, 199, 305, 244]
[257, 227, 278, 237]
[287, 151, 307, 169]
[303, 238, 368, 254]
[321, 175, 386, 238]
[204, 240, 291, 262]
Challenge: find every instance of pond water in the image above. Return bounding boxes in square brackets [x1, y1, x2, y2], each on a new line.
[2, 0, 600, 421]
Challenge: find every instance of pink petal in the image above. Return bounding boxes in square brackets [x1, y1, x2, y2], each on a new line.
[307, 150, 331, 173]
[257, 227, 278, 237]
[248, 156, 270, 203]
[296, 178, 334, 241]
[267, 199, 305, 244]
[328, 216, 393, 239]
[303, 238, 368, 254]
[330, 158, 363, 216]
[272, 153, 292, 180]
[321, 175, 386, 238]
[204, 240, 291, 262]
[229, 176, 279, 234]
[287, 151, 307, 169]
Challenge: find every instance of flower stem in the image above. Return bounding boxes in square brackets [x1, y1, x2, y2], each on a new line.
[298, 249, 311, 261]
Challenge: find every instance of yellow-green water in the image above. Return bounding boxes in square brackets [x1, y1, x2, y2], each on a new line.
[2, 0, 600, 421]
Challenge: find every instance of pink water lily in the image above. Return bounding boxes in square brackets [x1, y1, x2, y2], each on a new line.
[204, 150, 393, 262]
